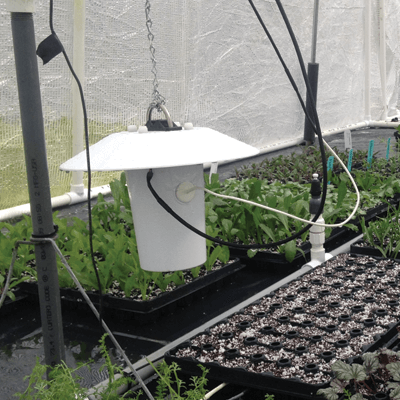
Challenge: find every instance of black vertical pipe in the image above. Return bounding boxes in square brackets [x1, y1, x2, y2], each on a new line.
[303, 0, 320, 145]
[10, 12, 65, 368]
[303, 62, 319, 144]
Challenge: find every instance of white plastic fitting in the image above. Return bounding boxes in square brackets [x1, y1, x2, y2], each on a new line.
[6, 0, 35, 12]
[309, 214, 326, 264]
[138, 125, 148, 133]
[127, 125, 138, 132]
[176, 181, 196, 203]
[184, 122, 194, 130]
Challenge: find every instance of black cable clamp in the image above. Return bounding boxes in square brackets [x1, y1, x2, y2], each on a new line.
[30, 224, 59, 241]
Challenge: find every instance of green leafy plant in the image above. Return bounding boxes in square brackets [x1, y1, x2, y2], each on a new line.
[317, 348, 400, 400]
[234, 145, 371, 184]
[14, 334, 138, 400]
[147, 359, 209, 400]
[205, 174, 362, 262]
[1, 172, 231, 302]
[146, 358, 275, 400]
[205, 175, 312, 261]
[0, 215, 36, 301]
[360, 203, 400, 259]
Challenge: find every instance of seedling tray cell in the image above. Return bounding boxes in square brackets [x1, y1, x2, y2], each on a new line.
[20, 259, 244, 322]
[165, 254, 400, 399]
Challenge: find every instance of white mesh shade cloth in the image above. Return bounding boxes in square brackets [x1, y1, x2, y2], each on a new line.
[1, 0, 399, 209]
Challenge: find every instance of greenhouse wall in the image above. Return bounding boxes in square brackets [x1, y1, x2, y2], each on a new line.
[1, 0, 399, 209]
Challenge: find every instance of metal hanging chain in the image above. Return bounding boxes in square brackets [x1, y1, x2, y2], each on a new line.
[145, 0, 166, 111]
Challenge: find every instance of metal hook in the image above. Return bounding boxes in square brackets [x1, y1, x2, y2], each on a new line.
[146, 103, 174, 129]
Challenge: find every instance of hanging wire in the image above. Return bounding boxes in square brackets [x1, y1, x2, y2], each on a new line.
[48, 0, 104, 330]
[145, 0, 166, 111]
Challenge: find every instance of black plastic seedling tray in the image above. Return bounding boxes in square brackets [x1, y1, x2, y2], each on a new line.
[0, 287, 28, 317]
[350, 240, 384, 258]
[20, 259, 245, 323]
[165, 253, 400, 399]
[350, 240, 400, 261]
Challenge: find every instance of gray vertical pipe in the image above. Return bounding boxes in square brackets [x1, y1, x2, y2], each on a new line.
[303, 0, 320, 145]
[10, 12, 65, 368]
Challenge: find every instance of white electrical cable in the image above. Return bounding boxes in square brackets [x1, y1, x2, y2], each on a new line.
[199, 139, 361, 229]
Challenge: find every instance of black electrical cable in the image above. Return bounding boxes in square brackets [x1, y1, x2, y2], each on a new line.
[248, 0, 327, 207]
[48, 0, 104, 329]
[146, 1, 329, 250]
[147, 170, 301, 249]
[270, 0, 328, 222]
[272, 0, 325, 155]
[247, 0, 319, 136]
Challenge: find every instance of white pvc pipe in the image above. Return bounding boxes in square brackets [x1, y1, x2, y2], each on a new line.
[0, 185, 110, 222]
[310, 0, 320, 64]
[71, 0, 86, 195]
[379, 0, 388, 120]
[5, 0, 35, 12]
[2, 119, 398, 222]
[364, 0, 371, 121]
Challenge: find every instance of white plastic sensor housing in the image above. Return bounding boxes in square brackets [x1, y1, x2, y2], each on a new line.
[60, 127, 259, 272]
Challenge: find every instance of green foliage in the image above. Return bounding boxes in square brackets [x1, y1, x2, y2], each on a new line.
[4, 148, 400, 298]
[13, 334, 137, 400]
[225, 149, 400, 261]
[318, 349, 400, 400]
[234, 145, 370, 183]
[0, 215, 36, 301]
[147, 359, 209, 400]
[360, 203, 400, 259]
[204, 176, 312, 261]
[0, 172, 231, 302]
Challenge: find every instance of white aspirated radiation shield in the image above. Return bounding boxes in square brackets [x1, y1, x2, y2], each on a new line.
[59, 127, 259, 272]
[126, 164, 206, 272]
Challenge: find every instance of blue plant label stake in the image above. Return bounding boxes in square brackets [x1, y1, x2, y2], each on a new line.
[386, 137, 391, 161]
[367, 140, 374, 168]
[327, 156, 334, 171]
[327, 156, 334, 184]
[347, 148, 353, 172]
